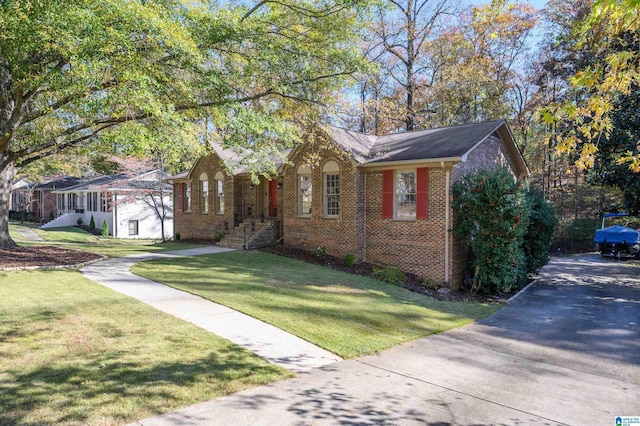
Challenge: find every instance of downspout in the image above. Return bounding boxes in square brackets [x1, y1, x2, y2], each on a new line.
[444, 166, 450, 284]
[363, 173, 367, 262]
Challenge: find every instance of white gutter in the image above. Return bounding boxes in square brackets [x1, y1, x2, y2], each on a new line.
[359, 157, 461, 169]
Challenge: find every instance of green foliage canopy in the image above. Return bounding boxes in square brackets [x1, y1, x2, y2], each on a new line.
[0, 0, 372, 247]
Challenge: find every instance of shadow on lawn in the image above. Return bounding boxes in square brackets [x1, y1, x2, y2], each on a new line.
[0, 345, 284, 426]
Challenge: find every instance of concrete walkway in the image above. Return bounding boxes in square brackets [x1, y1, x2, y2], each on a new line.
[80, 246, 341, 373]
[132, 254, 640, 425]
[14, 226, 44, 241]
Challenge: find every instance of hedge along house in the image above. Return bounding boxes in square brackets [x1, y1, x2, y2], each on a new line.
[169, 143, 290, 249]
[171, 120, 528, 287]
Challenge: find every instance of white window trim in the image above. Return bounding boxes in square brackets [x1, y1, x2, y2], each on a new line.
[199, 172, 209, 214]
[297, 164, 312, 217]
[184, 181, 192, 212]
[394, 169, 417, 221]
[214, 171, 225, 215]
[128, 220, 139, 236]
[322, 161, 340, 219]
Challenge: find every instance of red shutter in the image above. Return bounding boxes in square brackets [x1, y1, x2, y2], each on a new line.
[416, 167, 429, 219]
[382, 170, 394, 218]
[176, 183, 183, 212]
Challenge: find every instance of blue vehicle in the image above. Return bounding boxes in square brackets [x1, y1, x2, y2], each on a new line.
[594, 213, 640, 259]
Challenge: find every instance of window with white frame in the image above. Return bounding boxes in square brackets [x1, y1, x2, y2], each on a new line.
[297, 164, 312, 216]
[214, 171, 224, 215]
[67, 193, 77, 211]
[100, 192, 110, 212]
[199, 172, 208, 213]
[87, 192, 98, 212]
[323, 161, 340, 218]
[183, 183, 191, 212]
[57, 194, 66, 212]
[395, 170, 416, 219]
[129, 220, 139, 236]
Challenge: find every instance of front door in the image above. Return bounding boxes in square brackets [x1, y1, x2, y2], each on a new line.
[269, 179, 278, 217]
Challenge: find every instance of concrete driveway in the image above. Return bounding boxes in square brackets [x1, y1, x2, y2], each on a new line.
[135, 254, 640, 426]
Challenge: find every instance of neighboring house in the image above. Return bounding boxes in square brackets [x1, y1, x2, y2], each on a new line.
[42, 170, 173, 239]
[9, 178, 35, 214]
[170, 120, 528, 287]
[33, 176, 83, 221]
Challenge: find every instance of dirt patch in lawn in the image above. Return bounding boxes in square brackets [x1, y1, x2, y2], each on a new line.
[262, 245, 499, 303]
[0, 246, 103, 269]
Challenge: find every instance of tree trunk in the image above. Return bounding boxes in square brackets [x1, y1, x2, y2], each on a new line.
[0, 160, 17, 248]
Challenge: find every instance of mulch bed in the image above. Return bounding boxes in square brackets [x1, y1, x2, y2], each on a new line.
[0, 246, 103, 269]
[262, 245, 498, 303]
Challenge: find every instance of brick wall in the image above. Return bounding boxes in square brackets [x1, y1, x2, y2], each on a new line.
[173, 154, 235, 240]
[453, 134, 517, 182]
[282, 141, 359, 259]
[363, 168, 451, 284]
[39, 190, 57, 221]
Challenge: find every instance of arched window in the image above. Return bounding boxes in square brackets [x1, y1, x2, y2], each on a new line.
[323, 161, 340, 218]
[297, 164, 312, 216]
[199, 172, 208, 214]
[214, 171, 225, 215]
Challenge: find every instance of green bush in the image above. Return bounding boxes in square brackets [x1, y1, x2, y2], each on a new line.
[523, 190, 556, 274]
[76, 217, 83, 226]
[344, 253, 355, 267]
[372, 266, 407, 286]
[175, 232, 181, 241]
[101, 220, 109, 237]
[312, 246, 327, 258]
[49, 211, 54, 221]
[452, 167, 530, 295]
[422, 279, 440, 291]
[89, 215, 95, 230]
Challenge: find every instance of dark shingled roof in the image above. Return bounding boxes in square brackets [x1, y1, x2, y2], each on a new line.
[326, 120, 508, 164]
[55, 171, 171, 192]
[34, 176, 82, 190]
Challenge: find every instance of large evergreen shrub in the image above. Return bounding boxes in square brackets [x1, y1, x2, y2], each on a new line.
[523, 190, 556, 274]
[452, 167, 530, 294]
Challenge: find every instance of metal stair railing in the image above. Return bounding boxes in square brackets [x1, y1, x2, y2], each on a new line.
[242, 204, 280, 249]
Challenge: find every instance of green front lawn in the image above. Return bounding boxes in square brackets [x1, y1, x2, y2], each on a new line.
[9, 222, 203, 257]
[0, 269, 291, 426]
[132, 251, 500, 358]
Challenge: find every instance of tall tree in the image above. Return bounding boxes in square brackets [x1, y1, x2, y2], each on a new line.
[424, 0, 537, 127]
[539, 0, 640, 171]
[0, 0, 370, 248]
[372, 0, 458, 131]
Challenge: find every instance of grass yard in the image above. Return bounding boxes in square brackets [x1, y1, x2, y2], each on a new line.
[132, 251, 500, 358]
[9, 222, 202, 257]
[0, 269, 292, 426]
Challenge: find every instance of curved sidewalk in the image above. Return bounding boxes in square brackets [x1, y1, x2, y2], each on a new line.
[80, 246, 341, 373]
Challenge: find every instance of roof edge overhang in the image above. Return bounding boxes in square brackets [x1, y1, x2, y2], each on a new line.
[496, 124, 530, 178]
[358, 157, 462, 171]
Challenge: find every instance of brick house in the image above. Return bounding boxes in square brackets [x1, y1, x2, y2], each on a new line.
[33, 176, 83, 222]
[170, 120, 528, 287]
